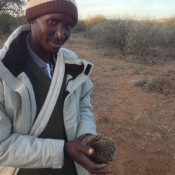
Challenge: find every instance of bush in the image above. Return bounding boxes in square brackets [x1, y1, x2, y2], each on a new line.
[85, 17, 175, 62]
[86, 19, 132, 55]
[73, 20, 87, 33]
[0, 14, 25, 36]
[0, 14, 14, 35]
[166, 27, 175, 47]
[85, 15, 107, 29]
[127, 20, 169, 56]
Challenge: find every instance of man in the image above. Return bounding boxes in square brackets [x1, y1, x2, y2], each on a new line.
[0, 0, 111, 175]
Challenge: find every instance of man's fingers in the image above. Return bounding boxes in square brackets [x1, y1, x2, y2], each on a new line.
[80, 156, 110, 174]
[90, 163, 111, 174]
[65, 141, 111, 174]
[79, 145, 112, 174]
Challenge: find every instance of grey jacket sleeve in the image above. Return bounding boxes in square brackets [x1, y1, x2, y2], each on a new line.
[0, 110, 64, 169]
[76, 79, 97, 139]
[0, 81, 64, 169]
[0, 132, 64, 168]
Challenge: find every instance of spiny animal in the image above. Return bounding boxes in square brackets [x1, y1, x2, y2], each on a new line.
[86, 134, 117, 164]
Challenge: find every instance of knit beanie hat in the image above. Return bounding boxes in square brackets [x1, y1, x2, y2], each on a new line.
[26, 0, 78, 25]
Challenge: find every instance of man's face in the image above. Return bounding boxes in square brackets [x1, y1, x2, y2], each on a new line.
[30, 13, 74, 58]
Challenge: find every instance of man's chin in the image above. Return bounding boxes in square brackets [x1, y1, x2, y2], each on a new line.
[49, 43, 63, 53]
[49, 47, 61, 54]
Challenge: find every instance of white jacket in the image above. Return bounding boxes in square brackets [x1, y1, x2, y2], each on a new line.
[0, 25, 96, 175]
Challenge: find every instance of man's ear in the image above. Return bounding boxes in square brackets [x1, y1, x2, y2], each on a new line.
[29, 19, 36, 24]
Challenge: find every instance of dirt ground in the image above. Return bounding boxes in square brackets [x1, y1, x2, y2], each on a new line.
[65, 34, 175, 175]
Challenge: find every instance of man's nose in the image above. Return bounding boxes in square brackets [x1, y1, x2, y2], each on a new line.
[55, 26, 65, 40]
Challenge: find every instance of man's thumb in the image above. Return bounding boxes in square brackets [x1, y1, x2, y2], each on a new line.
[87, 147, 94, 155]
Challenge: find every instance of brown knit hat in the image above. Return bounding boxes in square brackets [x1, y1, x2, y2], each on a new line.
[26, 0, 78, 25]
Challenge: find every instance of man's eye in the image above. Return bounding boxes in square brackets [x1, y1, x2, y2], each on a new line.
[48, 20, 57, 26]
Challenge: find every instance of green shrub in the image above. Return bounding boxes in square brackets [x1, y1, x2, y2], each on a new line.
[0, 14, 14, 35]
[86, 19, 132, 55]
[73, 20, 87, 33]
[166, 27, 175, 47]
[85, 17, 175, 61]
[85, 15, 107, 29]
[127, 20, 169, 56]
[0, 14, 25, 36]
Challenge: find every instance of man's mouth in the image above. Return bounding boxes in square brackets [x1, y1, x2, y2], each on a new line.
[51, 40, 64, 48]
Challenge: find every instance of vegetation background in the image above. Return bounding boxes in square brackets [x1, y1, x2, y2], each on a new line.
[0, 1, 175, 175]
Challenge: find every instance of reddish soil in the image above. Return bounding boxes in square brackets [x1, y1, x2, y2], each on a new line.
[65, 34, 175, 175]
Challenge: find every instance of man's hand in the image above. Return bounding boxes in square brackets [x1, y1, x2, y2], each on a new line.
[64, 140, 112, 174]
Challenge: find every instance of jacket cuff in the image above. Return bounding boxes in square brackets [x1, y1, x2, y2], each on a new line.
[42, 139, 65, 169]
[77, 133, 93, 142]
[76, 121, 96, 140]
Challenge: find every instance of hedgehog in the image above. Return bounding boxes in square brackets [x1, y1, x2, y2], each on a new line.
[86, 134, 117, 164]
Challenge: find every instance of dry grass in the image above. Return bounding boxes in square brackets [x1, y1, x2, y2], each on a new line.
[144, 75, 175, 95]
[65, 34, 175, 175]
